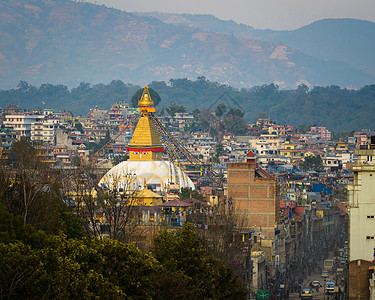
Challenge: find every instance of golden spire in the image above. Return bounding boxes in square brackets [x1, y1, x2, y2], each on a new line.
[138, 85, 155, 112]
[127, 85, 163, 161]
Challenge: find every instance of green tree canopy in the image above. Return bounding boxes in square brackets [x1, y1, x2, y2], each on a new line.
[166, 102, 188, 117]
[215, 103, 227, 117]
[301, 155, 324, 172]
[152, 223, 247, 299]
[213, 142, 226, 163]
[178, 187, 205, 202]
[0, 206, 246, 300]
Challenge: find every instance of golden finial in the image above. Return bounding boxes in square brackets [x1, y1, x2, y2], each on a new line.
[138, 86, 155, 112]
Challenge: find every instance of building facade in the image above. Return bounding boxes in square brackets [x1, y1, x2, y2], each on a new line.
[347, 136, 375, 299]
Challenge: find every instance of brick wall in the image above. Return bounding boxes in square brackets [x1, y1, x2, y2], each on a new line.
[348, 259, 371, 300]
[227, 162, 277, 240]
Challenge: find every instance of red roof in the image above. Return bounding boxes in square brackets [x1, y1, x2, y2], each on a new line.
[247, 150, 256, 158]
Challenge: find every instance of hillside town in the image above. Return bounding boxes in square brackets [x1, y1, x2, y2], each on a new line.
[0, 91, 374, 300]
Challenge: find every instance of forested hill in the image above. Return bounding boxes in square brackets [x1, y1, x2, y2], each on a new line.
[1, 0, 374, 89]
[1, 79, 375, 132]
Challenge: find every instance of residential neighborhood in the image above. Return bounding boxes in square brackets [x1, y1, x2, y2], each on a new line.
[0, 95, 372, 298]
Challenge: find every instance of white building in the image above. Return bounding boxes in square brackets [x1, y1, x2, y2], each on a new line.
[31, 117, 60, 143]
[249, 134, 284, 153]
[4, 114, 41, 139]
[347, 138, 375, 262]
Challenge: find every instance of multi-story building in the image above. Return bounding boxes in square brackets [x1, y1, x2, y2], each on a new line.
[31, 117, 60, 143]
[249, 134, 284, 152]
[310, 126, 332, 141]
[227, 150, 280, 250]
[227, 150, 282, 291]
[4, 114, 41, 139]
[347, 136, 375, 299]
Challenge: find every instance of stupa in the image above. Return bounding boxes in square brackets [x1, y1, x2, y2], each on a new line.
[99, 86, 195, 193]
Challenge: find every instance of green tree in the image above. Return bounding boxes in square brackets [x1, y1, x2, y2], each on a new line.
[215, 103, 227, 117]
[192, 108, 200, 118]
[222, 115, 247, 135]
[301, 155, 324, 172]
[178, 187, 204, 202]
[213, 142, 225, 164]
[166, 102, 188, 117]
[152, 223, 247, 299]
[74, 121, 84, 134]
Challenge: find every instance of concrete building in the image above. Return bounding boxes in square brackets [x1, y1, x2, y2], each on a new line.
[347, 136, 375, 299]
[4, 114, 41, 139]
[31, 117, 59, 143]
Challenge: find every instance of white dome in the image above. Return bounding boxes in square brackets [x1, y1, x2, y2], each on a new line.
[99, 160, 195, 192]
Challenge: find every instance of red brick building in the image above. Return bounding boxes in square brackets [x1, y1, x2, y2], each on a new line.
[227, 150, 280, 243]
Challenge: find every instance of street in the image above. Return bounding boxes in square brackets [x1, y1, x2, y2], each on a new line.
[288, 267, 345, 300]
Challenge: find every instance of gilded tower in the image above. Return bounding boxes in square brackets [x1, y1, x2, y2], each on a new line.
[126, 86, 164, 161]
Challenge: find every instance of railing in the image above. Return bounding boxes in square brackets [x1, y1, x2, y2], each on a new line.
[359, 144, 375, 150]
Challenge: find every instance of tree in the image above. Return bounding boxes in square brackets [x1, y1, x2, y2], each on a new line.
[74, 121, 84, 134]
[192, 108, 200, 118]
[178, 187, 204, 202]
[226, 108, 244, 118]
[301, 155, 324, 172]
[213, 142, 225, 164]
[0, 231, 160, 299]
[296, 83, 309, 94]
[6, 139, 56, 227]
[297, 124, 315, 134]
[166, 102, 187, 117]
[222, 114, 247, 135]
[131, 87, 162, 108]
[96, 173, 143, 243]
[215, 103, 227, 117]
[152, 223, 247, 299]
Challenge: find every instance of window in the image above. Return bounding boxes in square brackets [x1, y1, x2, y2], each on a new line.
[367, 216, 375, 219]
[366, 236, 375, 240]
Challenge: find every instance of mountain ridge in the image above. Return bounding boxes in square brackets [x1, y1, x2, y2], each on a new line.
[0, 0, 374, 89]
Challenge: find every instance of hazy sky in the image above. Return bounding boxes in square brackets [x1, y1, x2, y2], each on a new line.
[84, 0, 375, 30]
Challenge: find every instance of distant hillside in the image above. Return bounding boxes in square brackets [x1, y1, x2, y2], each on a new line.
[259, 19, 375, 72]
[0, 0, 374, 90]
[139, 13, 375, 80]
[1, 79, 375, 132]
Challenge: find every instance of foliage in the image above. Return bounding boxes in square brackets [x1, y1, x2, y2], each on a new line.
[0, 204, 246, 300]
[332, 130, 356, 142]
[87, 129, 111, 154]
[2, 79, 375, 131]
[165, 102, 188, 117]
[297, 124, 316, 134]
[215, 103, 227, 117]
[74, 121, 84, 134]
[222, 114, 248, 135]
[301, 155, 324, 172]
[213, 143, 226, 163]
[1, 139, 82, 236]
[152, 223, 247, 299]
[0, 235, 157, 299]
[178, 187, 205, 202]
[112, 154, 128, 165]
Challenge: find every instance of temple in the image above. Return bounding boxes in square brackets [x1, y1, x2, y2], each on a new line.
[126, 86, 164, 161]
[99, 86, 194, 193]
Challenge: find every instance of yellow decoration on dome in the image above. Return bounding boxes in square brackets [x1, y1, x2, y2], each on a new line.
[138, 85, 156, 112]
